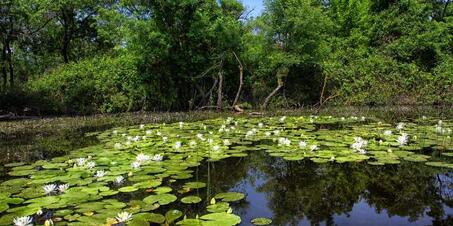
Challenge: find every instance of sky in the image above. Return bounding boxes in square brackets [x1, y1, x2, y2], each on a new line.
[240, 0, 265, 18]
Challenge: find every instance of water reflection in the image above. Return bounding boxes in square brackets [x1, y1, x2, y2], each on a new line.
[205, 151, 453, 226]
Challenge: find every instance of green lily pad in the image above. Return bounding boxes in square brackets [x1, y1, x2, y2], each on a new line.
[251, 217, 272, 225]
[143, 193, 177, 205]
[214, 192, 245, 202]
[183, 182, 206, 189]
[166, 209, 183, 224]
[200, 212, 241, 226]
[118, 186, 139, 193]
[181, 196, 202, 204]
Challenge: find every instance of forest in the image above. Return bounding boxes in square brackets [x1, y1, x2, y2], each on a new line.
[1, 0, 452, 114]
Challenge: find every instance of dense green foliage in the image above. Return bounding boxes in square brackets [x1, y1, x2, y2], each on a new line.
[1, 0, 452, 114]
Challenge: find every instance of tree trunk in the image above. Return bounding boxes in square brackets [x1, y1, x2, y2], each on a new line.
[261, 83, 283, 110]
[442, 1, 450, 19]
[6, 40, 13, 86]
[1, 44, 7, 88]
[216, 71, 223, 111]
[61, 7, 74, 63]
[232, 52, 243, 107]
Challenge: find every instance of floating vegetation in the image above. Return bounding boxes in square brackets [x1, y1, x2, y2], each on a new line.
[0, 116, 452, 225]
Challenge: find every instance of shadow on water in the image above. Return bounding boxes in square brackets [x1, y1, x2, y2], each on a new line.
[201, 151, 453, 226]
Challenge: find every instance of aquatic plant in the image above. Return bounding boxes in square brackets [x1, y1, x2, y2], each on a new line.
[13, 216, 33, 226]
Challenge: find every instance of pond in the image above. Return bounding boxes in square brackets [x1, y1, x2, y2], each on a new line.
[1, 115, 452, 226]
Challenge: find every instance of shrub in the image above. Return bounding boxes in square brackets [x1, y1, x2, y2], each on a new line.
[28, 54, 145, 114]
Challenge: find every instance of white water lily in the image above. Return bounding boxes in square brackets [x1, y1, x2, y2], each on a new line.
[341, 117, 345, 121]
[212, 145, 221, 151]
[152, 154, 163, 161]
[245, 130, 255, 137]
[156, 131, 162, 136]
[75, 158, 86, 167]
[136, 153, 150, 163]
[114, 143, 122, 149]
[422, 116, 427, 120]
[162, 136, 168, 143]
[351, 137, 368, 154]
[299, 141, 307, 148]
[189, 141, 197, 147]
[223, 139, 231, 146]
[278, 137, 291, 146]
[273, 130, 280, 135]
[43, 184, 57, 194]
[132, 136, 140, 142]
[265, 131, 271, 136]
[175, 141, 182, 149]
[258, 122, 264, 128]
[179, 122, 184, 129]
[58, 184, 69, 193]
[36, 209, 43, 216]
[207, 138, 213, 144]
[95, 170, 107, 178]
[115, 176, 125, 184]
[436, 125, 444, 134]
[310, 145, 318, 152]
[396, 122, 405, 131]
[438, 120, 443, 126]
[139, 124, 145, 129]
[383, 130, 392, 136]
[279, 116, 286, 122]
[196, 133, 205, 141]
[86, 161, 96, 169]
[131, 161, 141, 169]
[13, 216, 33, 226]
[145, 130, 152, 135]
[116, 211, 132, 222]
[396, 133, 409, 146]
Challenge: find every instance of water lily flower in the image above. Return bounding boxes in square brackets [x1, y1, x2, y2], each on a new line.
[114, 143, 122, 149]
[396, 133, 409, 146]
[136, 153, 150, 163]
[43, 184, 57, 195]
[132, 136, 140, 142]
[115, 176, 125, 184]
[113, 130, 118, 134]
[246, 130, 255, 137]
[351, 137, 368, 154]
[162, 136, 168, 143]
[125, 141, 131, 146]
[223, 139, 231, 146]
[196, 133, 205, 141]
[279, 116, 286, 123]
[278, 137, 291, 146]
[36, 209, 43, 216]
[95, 170, 107, 178]
[139, 124, 145, 129]
[156, 131, 162, 136]
[179, 122, 184, 129]
[86, 161, 96, 169]
[435, 125, 444, 134]
[258, 123, 264, 128]
[58, 184, 69, 193]
[361, 116, 366, 121]
[207, 138, 213, 144]
[189, 141, 197, 147]
[44, 219, 53, 226]
[175, 141, 182, 149]
[265, 131, 271, 136]
[75, 158, 86, 167]
[116, 211, 132, 222]
[212, 145, 221, 151]
[387, 149, 393, 153]
[422, 116, 427, 120]
[299, 141, 307, 148]
[13, 216, 33, 226]
[310, 145, 318, 152]
[273, 130, 280, 135]
[152, 154, 163, 161]
[131, 161, 141, 169]
[383, 130, 392, 136]
[396, 122, 405, 131]
[341, 117, 345, 121]
[438, 120, 443, 126]
[145, 130, 152, 135]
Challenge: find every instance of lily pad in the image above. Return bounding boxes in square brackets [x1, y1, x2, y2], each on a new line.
[181, 196, 202, 204]
[251, 217, 272, 225]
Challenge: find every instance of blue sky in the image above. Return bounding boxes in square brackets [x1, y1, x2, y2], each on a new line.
[240, 0, 264, 18]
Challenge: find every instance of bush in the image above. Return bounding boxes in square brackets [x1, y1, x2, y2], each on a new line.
[28, 54, 146, 114]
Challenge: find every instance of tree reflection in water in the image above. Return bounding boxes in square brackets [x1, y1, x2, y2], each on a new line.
[204, 151, 453, 226]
